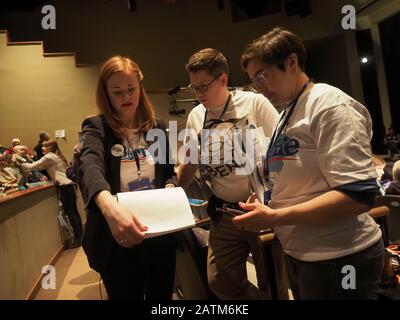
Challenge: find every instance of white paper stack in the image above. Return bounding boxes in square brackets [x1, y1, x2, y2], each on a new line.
[117, 187, 196, 238]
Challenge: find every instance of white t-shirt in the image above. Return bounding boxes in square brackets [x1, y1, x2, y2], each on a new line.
[184, 89, 279, 203]
[268, 83, 381, 261]
[120, 130, 155, 192]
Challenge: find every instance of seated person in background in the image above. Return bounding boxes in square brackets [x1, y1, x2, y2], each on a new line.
[22, 140, 83, 246]
[372, 154, 390, 195]
[386, 160, 400, 195]
[11, 145, 33, 190]
[13, 145, 48, 183]
[372, 154, 390, 193]
[10, 138, 21, 153]
[384, 127, 400, 157]
[0, 153, 18, 188]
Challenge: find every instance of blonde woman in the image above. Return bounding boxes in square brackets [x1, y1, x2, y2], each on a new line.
[76, 56, 177, 300]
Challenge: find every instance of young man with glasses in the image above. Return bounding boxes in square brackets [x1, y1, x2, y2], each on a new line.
[234, 27, 384, 300]
[178, 48, 288, 300]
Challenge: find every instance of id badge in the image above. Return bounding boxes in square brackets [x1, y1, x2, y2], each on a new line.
[128, 178, 151, 191]
[264, 189, 272, 205]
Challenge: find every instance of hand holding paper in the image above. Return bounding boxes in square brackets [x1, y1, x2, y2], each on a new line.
[117, 187, 196, 238]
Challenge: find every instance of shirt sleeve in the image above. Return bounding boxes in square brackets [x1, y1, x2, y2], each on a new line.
[309, 97, 377, 188]
[335, 178, 379, 207]
[253, 94, 279, 138]
[22, 154, 55, 171]
[78, 116, 112, 209]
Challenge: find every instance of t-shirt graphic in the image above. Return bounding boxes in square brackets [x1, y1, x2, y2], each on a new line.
[120, 133, 155, 192]
[184, 89, 279, 203]
[267, 133, 300, 189]
[200, 115, 256, 170]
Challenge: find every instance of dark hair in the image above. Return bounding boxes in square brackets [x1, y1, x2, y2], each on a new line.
[39, 131, 50, 143]
[185, 48, 229, 77]
[241, 27, 307, 72]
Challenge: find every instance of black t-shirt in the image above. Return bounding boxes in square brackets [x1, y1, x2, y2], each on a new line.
[33, 142, 44, 160]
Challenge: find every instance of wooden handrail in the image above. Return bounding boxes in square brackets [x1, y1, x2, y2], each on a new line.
[368, 205, 390, 219]
[0, 183, 56, 205]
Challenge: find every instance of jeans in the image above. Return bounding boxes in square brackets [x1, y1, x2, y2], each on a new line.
[285, 239, 385, 300]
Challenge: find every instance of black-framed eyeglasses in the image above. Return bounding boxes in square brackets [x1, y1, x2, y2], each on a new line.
[188, 75, 220, 94]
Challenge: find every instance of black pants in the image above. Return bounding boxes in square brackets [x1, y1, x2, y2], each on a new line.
[59, 184, 83, 243]
[101, 235, 176, 300]
[285, 239, 385, 300]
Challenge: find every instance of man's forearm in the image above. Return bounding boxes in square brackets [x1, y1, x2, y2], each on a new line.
[177, 163, 198, 190]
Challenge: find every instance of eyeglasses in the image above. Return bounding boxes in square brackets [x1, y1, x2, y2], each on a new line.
[250, 69, 269, 91]
[188, 75, 220, 94]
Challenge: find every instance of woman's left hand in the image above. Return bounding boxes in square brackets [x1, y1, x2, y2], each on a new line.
[232, 199, 277, 232]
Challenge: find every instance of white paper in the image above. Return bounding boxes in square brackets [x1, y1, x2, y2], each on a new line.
[117, 187, 196, 238]
[55, 129, 65, 138]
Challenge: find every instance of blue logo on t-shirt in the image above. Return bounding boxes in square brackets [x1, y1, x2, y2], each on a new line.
[267, 133, 300, 174]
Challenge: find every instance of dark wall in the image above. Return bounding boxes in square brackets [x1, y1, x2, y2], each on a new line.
[379, 11, 400, 134]
[306, 34, 352, 95]
[355, 29, 385, 154]
[0, 0, 353, 89]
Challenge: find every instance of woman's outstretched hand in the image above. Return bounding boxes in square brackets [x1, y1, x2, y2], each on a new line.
[95, 190, 148, 247]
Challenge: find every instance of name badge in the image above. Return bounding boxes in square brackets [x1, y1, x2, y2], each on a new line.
[264, 189, 272, 205]
[128, 178, 151, 191]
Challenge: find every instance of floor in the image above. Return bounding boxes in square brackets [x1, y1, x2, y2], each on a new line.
[35, 247, 107, 300]
[34, 246, 264, 300]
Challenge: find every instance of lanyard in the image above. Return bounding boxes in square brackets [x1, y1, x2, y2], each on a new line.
[126, 137, 142, 181]
[266, 79, 312, 160]
[202, 94, 232, 130]
[199, 94, 231, 185]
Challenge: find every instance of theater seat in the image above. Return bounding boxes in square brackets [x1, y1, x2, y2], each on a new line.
[376, 195, 400, 244]
[174, 226, 219, 300]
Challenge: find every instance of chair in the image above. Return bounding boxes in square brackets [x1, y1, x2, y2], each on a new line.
[376, 195, 400, 243]
[174, 226, 219, 300]
[257, 231, 290, 300]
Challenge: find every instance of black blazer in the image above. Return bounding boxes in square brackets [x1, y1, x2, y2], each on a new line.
[78, 115, 177, 273]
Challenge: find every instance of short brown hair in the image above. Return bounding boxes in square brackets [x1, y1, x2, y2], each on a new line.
[185, 48, 229, 77]
[96, 56, 155, 137]
[241, 27, 307, 72]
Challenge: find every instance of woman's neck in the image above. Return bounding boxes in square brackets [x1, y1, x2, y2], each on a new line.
[122, 117, 138, 129]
